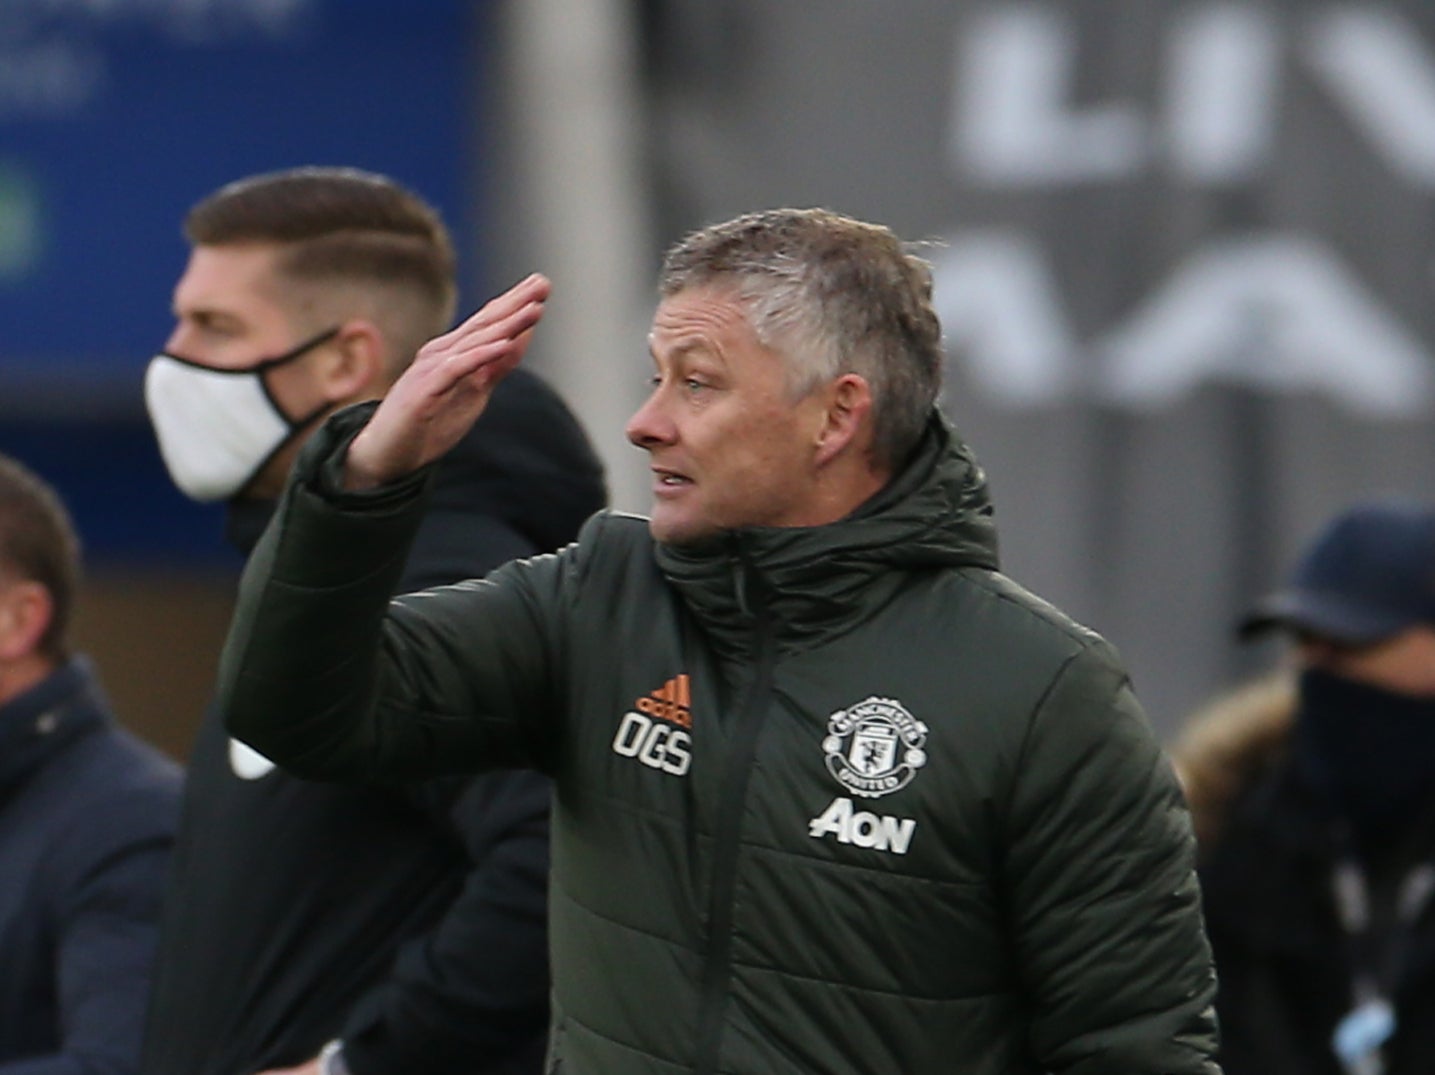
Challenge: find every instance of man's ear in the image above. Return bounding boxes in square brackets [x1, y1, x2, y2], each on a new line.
[0, 580, 52, 662]
[814, 373, 874, 467]
[322, 320, 388, 403]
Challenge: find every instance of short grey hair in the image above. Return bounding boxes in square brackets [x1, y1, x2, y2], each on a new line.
[659, 207, 942, 471]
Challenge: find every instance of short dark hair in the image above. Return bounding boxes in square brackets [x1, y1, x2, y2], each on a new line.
[660, 208, 943, 472]
[0, 455, 80, 661]
[185, 166, 458, 344]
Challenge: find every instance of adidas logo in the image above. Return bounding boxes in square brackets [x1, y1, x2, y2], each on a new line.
[635, 674, 692, 728]
[613, 674, 694, 777]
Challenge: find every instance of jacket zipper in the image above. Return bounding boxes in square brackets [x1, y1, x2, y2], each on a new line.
[692, 551, 776, 1075]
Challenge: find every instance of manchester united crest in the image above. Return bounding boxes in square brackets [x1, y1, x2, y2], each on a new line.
[822, 697, 928, 799]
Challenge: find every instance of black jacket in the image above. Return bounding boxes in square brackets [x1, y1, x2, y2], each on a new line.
[141, 369, 606, 1075]
[221, 407, 1219, 1074]
[0, 658, 181, 1075]
[1182, 683, 1435, 1075]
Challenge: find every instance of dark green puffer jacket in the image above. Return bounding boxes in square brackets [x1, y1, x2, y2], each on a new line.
[221, 405, 1220, 1075]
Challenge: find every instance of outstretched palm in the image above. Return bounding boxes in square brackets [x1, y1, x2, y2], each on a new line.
[345, 273, 551, 490]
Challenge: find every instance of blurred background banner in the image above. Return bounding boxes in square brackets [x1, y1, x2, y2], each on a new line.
[0, 0, 483, 418]
[628, 0, 1435, 730]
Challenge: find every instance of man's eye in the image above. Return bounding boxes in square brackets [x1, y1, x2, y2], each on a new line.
[193, 318, 239, 338]
[684, 378, 708, 392]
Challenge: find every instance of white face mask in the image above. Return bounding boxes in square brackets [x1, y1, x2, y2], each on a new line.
[144, 327, 339, 502]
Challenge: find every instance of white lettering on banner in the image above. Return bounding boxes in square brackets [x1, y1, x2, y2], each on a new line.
[928, 231, 1074, 407]
[1099, 235, 1434, 414]
[808, 797, 917, 855]
[0, 0, 316, 119]
[931, 230, 1435, 416]
[951, 3, 1145, 184]
[0, 0, 313, 36]
[611, 711, 691, 777]
[0, 43, 103, 118]
[1305, 6, 1435, 187]
[1166, 4, 1280, 182]
[951, 3, 1435, 187]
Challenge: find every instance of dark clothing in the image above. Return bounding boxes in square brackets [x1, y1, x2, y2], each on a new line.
[220, 405, 1220, 1074]
[0, 659, 181, 1075]
[1194, 686, 1435, 1075]
[141, 370, 606, 1075]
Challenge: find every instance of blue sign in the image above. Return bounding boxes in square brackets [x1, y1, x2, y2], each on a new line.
[0, 0, 485, 415]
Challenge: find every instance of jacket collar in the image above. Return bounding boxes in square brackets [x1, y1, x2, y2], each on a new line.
[0, 657, 108, 800]
[654, 411, 999, 656]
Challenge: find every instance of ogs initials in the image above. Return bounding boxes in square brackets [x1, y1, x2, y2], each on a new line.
[611, 711, 692, 777]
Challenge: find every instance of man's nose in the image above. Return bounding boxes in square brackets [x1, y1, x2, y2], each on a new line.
[161, 323, 189, 356]
[625, 391, 671, 448]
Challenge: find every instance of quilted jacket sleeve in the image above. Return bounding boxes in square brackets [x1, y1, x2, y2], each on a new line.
[218, 404, 574, 785]
[1000, 642, 1223, 1074]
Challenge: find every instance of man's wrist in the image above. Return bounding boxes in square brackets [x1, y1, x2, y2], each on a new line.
[318, 1040, 351, 1075]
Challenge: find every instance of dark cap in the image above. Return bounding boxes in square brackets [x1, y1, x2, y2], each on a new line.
[1238, 498, 1435, 644]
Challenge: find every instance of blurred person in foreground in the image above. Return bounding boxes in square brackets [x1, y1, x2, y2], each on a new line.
[139, 167, 606, 1075]
[216, 207, 1220, 1074]
[0, 453, 181, 1074]
[1175, 496, 1435, 1075]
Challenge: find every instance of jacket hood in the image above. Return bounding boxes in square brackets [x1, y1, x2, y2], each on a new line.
[655, 410, 999, 657]
[425, 368, 608, 555]
[227, 368, 608, 562]
[1170, 673, 1296, 852]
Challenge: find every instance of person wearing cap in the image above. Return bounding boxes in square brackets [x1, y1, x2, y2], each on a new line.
[1173, 495, 1435, 1075]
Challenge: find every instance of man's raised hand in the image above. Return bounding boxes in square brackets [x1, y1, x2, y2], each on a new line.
[344, 273, 550, 491]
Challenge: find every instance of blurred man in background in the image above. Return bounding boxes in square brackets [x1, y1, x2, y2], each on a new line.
[0, 453, 181, 1075]
[140, 167, 606, 1075]
[1176, 496, 1435, 1075]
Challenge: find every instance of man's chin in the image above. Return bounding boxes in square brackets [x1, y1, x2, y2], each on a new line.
[647, 509, 716, 548]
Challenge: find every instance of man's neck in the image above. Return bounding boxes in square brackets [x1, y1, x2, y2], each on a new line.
[812, 460, 891, 526]
[0, 654, 56, 709]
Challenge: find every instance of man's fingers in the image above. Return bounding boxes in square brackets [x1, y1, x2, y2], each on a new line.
[428, 337, 526, 392]
[446, 301, 542, 370]
[468, 328, 535, 388]
[419, 297, 546, 373]
[431, 300, 543, 375]
[432, 273, 550, 350]
[448, 294, 547, 351]
[397, 273, 548, 408]
[341, 275, 547, 489]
